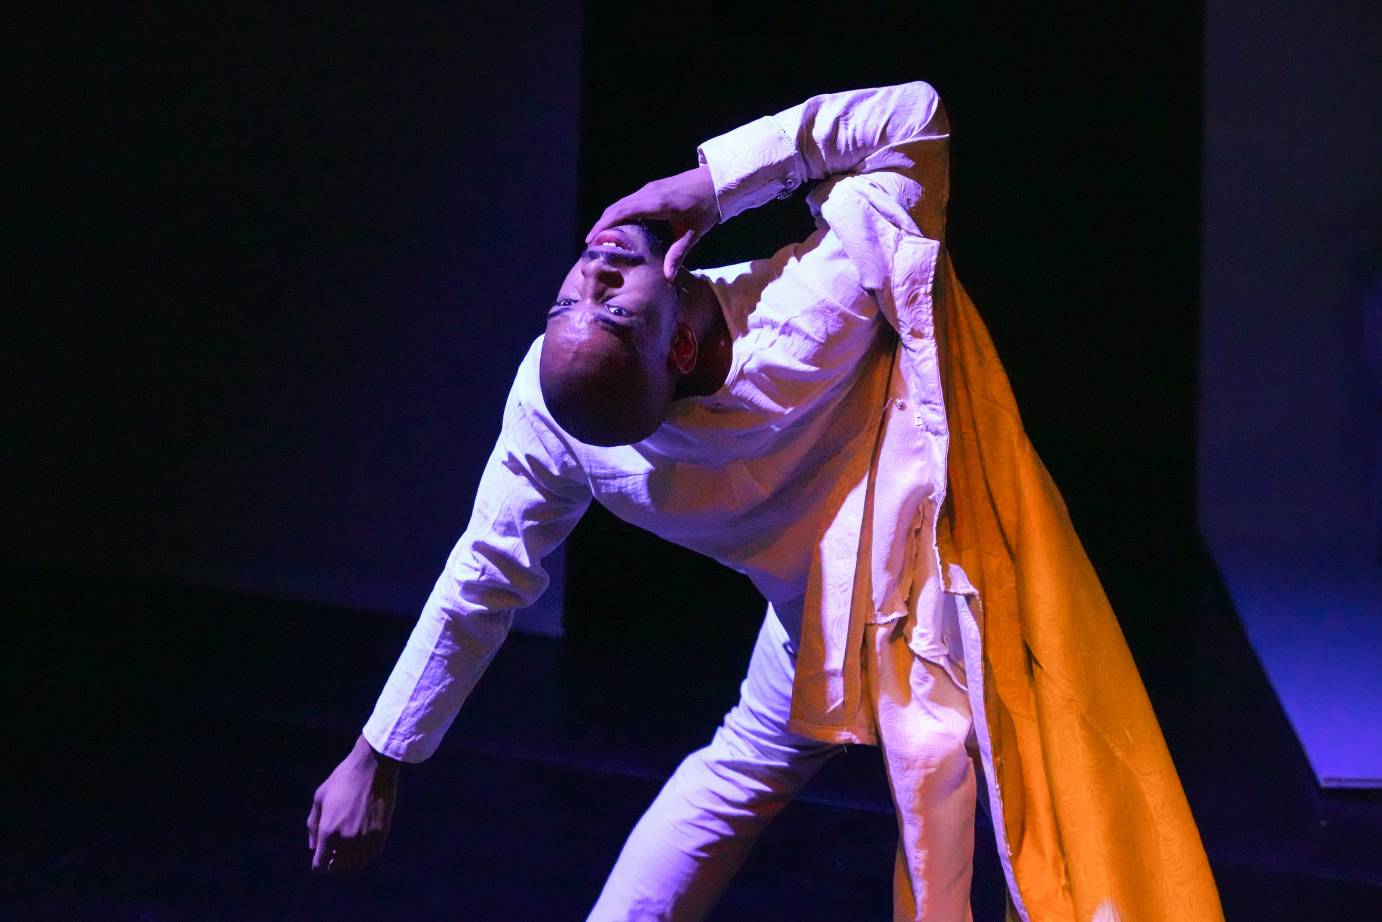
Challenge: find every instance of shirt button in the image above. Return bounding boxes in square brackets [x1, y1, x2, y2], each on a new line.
[894, 399, 907, 411]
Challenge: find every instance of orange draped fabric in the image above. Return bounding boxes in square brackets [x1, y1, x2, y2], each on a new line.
[935, 257, 1225, 921]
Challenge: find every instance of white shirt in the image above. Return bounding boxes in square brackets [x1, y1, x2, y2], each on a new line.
[364, 81, 952, 761]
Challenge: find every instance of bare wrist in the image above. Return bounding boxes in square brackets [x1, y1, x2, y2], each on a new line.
[352, 733, 402, 772]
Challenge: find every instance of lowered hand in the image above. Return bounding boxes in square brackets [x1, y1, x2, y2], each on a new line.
[306, 734, 400, 874]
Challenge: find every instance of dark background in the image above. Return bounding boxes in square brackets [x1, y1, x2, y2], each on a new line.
[7, 3, 1202, 643]
[7, 2, 1380, 919]
[7, 3, 582, 632]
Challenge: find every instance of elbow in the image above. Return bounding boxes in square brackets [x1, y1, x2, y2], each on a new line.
[908, 80, 948, 138]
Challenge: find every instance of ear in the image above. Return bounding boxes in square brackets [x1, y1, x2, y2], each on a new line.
[668, 321, 698, 375]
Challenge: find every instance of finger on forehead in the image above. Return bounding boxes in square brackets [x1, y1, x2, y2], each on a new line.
[586, 198, 645, 242]
[664, 229, 697, 279]
[586, 214, 621, 242]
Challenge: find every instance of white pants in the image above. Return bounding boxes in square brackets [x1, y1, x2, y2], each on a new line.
[587, 605, 978, 922]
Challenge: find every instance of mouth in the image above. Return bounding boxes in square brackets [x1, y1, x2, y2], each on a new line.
[590, 227, 638, 253]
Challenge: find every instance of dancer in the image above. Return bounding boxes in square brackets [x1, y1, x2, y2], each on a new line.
[307, 80, 1224, 921]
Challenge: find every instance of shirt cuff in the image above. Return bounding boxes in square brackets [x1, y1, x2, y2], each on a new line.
[362, 707, 447, 764]
[697, 114, 806, 223]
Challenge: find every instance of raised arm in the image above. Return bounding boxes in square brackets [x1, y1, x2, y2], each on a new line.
[698, 80, 947, 222]
[586, 81, 949, 277]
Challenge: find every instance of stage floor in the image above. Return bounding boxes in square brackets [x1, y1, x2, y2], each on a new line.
[4, 556, 1380, 920]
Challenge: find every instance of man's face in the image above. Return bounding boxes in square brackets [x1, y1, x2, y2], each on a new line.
[545, 223, 676, 355]
[538, 223, 680, 445]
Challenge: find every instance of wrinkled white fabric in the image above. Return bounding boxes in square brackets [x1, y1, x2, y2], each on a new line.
[363, 81, 952, 763]
[587, 600, 978, 922]
[586, 604, 836, 922]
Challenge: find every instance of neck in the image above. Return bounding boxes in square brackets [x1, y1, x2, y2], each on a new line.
[674, 272, 732, 399]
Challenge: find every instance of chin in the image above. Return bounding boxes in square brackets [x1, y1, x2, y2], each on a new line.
[577, 418, 661, 447]
[560, 403, 668, 447]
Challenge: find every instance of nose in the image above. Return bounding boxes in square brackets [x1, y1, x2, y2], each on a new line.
[579, 253, 624, 296]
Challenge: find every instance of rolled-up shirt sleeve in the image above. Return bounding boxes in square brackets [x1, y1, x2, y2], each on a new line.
[700, 81, 952, 341]
[697, 81, 948, 223]
[363, 366, 591, 763]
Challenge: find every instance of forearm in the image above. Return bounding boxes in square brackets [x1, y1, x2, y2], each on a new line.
[362, 587, 515, 763]
[697, 81, 947, 223]
[362, 403, 590, 762]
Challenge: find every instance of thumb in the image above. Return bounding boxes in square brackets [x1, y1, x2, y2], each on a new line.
[663, 228, 699, 281]
[314, 831, 339, 872]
